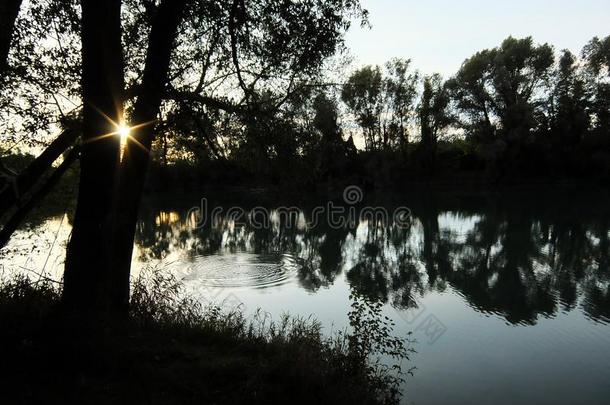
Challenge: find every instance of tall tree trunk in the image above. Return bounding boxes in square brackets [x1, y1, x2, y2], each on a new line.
[109, 0, 187, 312]
[0, 0, 22, 77]
[62, 0, 123, 315]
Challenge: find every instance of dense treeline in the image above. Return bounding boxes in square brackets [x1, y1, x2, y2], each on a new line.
[144, 35, 610, 189]
[3, 35, 610, 191]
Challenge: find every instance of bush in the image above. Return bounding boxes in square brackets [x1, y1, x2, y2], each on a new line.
[0, 270, 414, 405]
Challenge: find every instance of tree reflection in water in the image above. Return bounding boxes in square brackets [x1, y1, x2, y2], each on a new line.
[135, 190, 610, 325]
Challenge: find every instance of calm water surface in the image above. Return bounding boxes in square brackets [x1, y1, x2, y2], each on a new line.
[2, 189, 610, 404]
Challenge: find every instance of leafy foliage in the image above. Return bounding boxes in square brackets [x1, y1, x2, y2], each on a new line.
[0, 271, 415, 404]
[347, 288, 416, 404]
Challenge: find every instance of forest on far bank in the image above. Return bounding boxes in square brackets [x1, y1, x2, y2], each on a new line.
[4, 33, 610, 190]
[163, 35, 610, 189]
[106, 35, 610, 189]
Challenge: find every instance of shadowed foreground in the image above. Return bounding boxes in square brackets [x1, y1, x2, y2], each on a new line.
[0, 273, 410, 405]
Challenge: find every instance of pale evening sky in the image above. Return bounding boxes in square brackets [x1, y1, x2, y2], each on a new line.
[345, 0, 610, 76]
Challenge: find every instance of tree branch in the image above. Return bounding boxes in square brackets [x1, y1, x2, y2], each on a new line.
[164, 88, 243, 114]
[229, 0, 250, 99]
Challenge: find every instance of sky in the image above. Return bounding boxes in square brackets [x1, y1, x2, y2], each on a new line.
[345, 0, 610, 76]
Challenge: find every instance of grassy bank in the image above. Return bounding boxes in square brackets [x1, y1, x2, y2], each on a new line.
[0, 271, 413, 405]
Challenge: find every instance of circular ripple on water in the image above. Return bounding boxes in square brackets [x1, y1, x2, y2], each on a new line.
[183, 253, 300, 289]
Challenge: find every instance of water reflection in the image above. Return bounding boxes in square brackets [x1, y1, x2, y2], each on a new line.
[181, 253, 300, 289]
[134, 191, 610, 326]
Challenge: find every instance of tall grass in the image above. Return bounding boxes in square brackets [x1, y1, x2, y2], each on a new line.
[0, 268, 414, 404]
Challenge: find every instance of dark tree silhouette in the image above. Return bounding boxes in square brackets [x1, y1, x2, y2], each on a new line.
[62, 0, 125, 314]
[57, 0, 364, 316]
[342, 65, 385, 150]
[0, 0, 22, 77]
[418, 74, 451, 168]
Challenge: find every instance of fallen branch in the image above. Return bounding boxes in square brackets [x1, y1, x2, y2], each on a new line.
[0, 128, 79, 214]
[0, 147, 79, 249]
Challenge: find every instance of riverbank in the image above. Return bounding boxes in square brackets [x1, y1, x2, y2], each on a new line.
[141, 140, 610, 195]
[0, 273, 411, 405]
